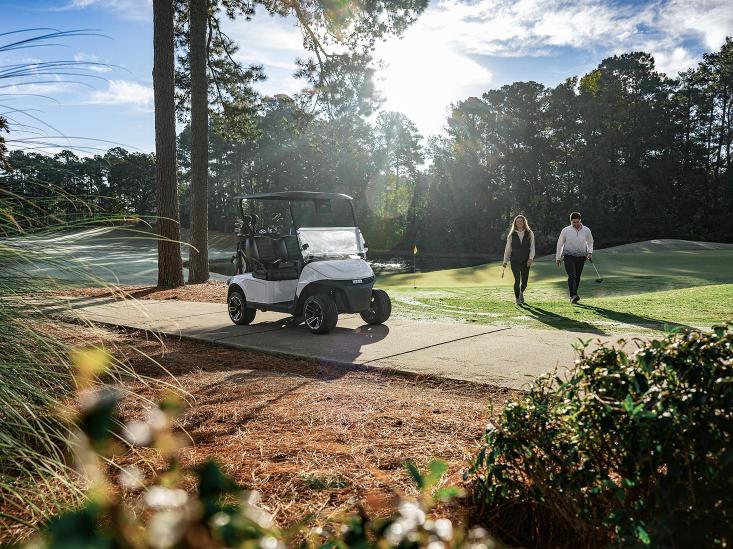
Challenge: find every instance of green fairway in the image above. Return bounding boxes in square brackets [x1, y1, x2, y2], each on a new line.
[378, 240, 733, 334]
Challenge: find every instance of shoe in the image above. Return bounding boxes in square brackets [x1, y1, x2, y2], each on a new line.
[571, 295, 579, 304]
[515, 297, 522, 305]
[519, 291, 525, 304]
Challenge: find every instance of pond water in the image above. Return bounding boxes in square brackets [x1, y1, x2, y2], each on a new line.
[207, 255, 495, 277]
[4, 227, 492, 286]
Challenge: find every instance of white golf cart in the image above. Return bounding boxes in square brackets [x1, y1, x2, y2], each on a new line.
[226, 191, 391, 334]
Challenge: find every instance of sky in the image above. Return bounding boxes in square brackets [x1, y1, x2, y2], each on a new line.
[1, 0, 732, 155]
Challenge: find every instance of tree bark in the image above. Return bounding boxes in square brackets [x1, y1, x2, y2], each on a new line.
[153, 0, 184, 287]
[715, 84, 727, 179]
[188, 0, 210, 283]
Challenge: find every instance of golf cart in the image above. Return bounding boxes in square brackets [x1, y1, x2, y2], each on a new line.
[226, 191, 391, 334]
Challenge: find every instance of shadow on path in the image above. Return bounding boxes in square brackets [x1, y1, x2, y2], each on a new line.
[519, 303, 608, 335]
[576, 304, 694, 332]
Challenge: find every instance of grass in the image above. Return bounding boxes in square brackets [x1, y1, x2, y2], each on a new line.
[389, 284, 731, 334]
[379, 240, 733, 333]
[57, 239, 733, 335]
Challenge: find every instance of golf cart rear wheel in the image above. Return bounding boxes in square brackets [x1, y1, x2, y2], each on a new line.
[303, 294, 338, 334]
[360, 289, 391, 325]
[228, 288, 256, 325]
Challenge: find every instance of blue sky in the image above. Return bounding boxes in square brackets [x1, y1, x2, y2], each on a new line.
[2, 0, 731, 155]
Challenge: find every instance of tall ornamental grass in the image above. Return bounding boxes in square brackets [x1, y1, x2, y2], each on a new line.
[0, 183, 172, 542]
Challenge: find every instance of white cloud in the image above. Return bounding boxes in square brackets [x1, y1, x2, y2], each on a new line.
[658, 0, 733, 51]
[647, 45, 699, 75]
[74, 53, 114, 72]
[221, 8, 304, 61]
[382, 0, 726, 65]
[221, 7, 304, 97]
[215, 0, 733, 139]
[1, 79, 78, 98]
[87, 80, 153, 109]
[60, 0, 151, 21]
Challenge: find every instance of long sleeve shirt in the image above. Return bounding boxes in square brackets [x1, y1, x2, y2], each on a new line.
[503, 230, 535, 263]
[556, 224, 593, 261]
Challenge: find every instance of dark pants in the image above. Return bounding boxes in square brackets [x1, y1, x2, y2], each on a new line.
[510, 260, 529, 298]
[563, 255, 586, 297]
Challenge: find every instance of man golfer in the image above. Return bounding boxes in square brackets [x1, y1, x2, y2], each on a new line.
[556, 212, 594, 304]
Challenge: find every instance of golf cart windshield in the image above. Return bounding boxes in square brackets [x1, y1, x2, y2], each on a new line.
[234, 192, 364, 260]
[291, 198, 355, 228]
[298, 227, 365, 260]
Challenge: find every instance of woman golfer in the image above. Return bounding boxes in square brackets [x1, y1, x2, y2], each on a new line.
[503, 215, 535, 305]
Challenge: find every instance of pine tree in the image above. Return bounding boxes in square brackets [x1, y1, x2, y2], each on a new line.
[153, 0, 184, 287]
[188, 0, 209, 283]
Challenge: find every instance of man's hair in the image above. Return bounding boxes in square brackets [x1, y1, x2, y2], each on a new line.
[570, 211, 582, 221]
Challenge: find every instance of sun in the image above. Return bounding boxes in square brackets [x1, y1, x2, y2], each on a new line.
[375, 21, 492, 138]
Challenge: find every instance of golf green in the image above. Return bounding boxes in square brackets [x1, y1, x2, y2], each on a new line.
[378, 240, 733, 334]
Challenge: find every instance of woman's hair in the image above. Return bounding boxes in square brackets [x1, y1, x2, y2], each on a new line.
[508, 215, 533, 238]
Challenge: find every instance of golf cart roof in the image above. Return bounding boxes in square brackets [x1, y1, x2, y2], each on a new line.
[235, 191, 353, 202]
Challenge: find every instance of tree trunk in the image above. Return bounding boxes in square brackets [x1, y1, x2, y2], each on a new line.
[188, 0, 209, 283]
[153, 0, 184, 288]
[716, 84, 728, 179]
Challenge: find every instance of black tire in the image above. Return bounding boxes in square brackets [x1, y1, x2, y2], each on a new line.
[303, 294, 338, 334]
[228, 288, 256, 325]
[360, 289, 391, 325]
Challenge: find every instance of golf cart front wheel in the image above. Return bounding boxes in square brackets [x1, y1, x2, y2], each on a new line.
[360, 289, 391, 325]
[228, 288, 256, 325]
[303, 294, 338, 334]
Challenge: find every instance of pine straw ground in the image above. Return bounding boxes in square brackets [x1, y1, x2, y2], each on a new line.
[40, 319, 518, 536]
[61, 280, 228, 303]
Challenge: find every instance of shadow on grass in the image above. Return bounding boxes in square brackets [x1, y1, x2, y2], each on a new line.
[576, 304, 694, 332]
[519, 303, 608, 335]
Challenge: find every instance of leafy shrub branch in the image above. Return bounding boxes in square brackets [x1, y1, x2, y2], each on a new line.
[470, 326, 733, 548]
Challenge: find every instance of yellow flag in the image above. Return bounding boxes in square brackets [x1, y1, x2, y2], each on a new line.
[413, 245, 418, 255]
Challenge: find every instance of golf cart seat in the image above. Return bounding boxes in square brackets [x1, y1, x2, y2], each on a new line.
[278, 235, 302, 262]
[243, 235, 299, 281]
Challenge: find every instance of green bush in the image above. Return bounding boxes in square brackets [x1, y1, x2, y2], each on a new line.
[470, 326, 733, 548]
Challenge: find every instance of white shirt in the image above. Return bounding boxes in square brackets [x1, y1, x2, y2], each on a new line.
[556, 224, 593, 260]
[503, 230, 535, 263]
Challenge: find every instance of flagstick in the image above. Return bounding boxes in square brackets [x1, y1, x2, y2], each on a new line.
[413, 253, 416, 289]
[413, 245, 417, 289]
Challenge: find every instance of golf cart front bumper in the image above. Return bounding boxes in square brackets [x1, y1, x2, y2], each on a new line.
[316, 277, 374, 313]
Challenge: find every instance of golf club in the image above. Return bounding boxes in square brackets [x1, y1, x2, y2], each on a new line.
[590, 259, 603, 283]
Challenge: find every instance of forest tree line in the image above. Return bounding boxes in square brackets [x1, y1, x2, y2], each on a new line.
[3, 40, 732, 257]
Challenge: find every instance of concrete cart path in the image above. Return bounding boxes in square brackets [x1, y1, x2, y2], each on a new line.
[65, 297, 647, 389]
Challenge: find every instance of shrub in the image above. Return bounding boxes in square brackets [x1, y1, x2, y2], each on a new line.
[470, 326, 733, 548]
